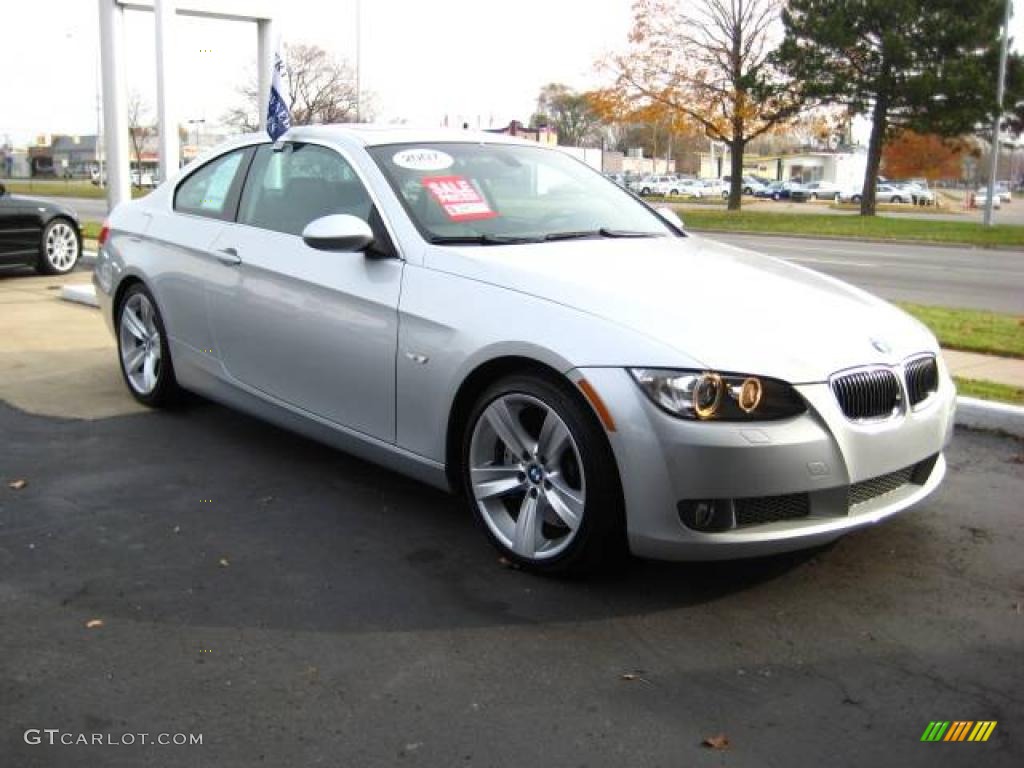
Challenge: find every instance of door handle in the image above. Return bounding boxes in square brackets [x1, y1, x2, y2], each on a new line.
[215, 247, 241, 266]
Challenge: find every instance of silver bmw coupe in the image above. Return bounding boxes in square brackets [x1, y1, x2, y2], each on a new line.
[94, 125, 955, 574]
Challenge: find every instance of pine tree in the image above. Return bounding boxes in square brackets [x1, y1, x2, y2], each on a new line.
[776, 0, 1015, 215]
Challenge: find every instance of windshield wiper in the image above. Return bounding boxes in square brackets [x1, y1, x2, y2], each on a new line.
[428, 234, 543, 245]
[544, 228, 663, 241]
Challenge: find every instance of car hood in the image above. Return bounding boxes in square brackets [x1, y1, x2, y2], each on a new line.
[424, 235, 937, 382]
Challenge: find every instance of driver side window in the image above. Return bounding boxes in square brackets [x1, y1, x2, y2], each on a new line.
[238, 144, 372, 237]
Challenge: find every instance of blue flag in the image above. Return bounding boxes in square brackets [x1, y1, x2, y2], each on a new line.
[267, 46, 291, 140]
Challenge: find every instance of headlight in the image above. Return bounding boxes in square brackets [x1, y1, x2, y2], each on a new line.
[628, 368, 806, 421]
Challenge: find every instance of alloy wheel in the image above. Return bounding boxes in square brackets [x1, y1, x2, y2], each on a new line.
[469, 393, 586, 561]
[45, 221, 78, 271]
[119, 293, 162, 395]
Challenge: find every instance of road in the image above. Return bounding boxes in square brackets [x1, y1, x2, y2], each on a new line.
[707, 232, 1024, 314]
[1, 403, 1021, 767]
[44, 196, 1024, 314]
[1, 273, 1022, 768]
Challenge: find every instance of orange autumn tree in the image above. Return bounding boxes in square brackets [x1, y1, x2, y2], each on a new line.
[588, 88, 699, 172]
[882, 131, 966, 182]
[602, 0, 803, 209]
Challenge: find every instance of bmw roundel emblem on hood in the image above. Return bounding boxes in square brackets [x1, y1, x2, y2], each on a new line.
[871, 337, 892, 354]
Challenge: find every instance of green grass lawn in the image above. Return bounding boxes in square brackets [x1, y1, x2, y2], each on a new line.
[677, 208, 1024, 247]
[827, 202, 961, 215]
[896, 303, 1024, 359]
[954, 377, 1024, 406]
[82, 221, 102, 241]
[3, 180, 149, 200]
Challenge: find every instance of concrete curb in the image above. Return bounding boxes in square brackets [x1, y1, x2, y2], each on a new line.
[955, 396, 1024, 438]
[60, 283, 99, 308]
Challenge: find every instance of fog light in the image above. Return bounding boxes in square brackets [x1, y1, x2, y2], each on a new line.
[677, 499, 734, 531]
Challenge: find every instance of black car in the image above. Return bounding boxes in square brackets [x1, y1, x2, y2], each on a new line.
[0, 182, 82, 274]
[753, 181, 800, 201]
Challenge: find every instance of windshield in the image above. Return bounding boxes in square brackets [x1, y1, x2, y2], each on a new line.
[367, 142, 675, 244]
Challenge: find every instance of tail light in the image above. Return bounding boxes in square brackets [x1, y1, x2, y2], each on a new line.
[98, 220, 110, 247]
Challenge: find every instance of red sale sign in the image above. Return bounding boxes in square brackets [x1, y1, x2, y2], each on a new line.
[421, 176, 497, 221]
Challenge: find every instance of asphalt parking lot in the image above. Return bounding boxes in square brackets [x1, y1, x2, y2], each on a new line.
[1, 271, 1022, 767]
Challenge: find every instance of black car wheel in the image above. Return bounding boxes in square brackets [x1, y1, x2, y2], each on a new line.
[36, 218, 81, 275]
[462, 373, 625, 575]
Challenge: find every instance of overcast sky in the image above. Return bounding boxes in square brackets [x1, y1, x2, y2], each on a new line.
[1, 0, 1020, 146]
[1, 0, 633, 145]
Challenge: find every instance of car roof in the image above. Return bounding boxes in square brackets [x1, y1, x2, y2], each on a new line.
[281, 123, 540, 148]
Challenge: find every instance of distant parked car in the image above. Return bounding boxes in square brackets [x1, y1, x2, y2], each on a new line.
[994, 181, 1012, 203]
[843, 184, 909, 204]
[974, 188, 1002, 209]
[691, 179, 727, 198]
[791, 181, 840, 202]
[755, 181, 800, 201]
[889, 180, 935, 205]
[0, 181, 82, 274]
[723, 175, 769, 195]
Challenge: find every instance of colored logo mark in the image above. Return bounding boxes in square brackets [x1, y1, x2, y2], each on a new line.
[921, 721, 997, 742]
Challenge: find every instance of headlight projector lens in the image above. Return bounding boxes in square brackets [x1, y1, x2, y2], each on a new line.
[694, 373, 724, 419]
[737, 377, 763, 413]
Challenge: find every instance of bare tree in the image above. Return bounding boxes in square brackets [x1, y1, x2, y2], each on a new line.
[603, 0, 802, 209]
[223, 43, 368, 132]
[127, 92, 154, 187]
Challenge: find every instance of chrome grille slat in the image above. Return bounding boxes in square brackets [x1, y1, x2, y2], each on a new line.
[831, 367, 901, 421]
[905, 356, 939, 406]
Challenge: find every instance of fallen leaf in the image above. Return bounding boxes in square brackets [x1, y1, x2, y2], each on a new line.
[497, 556, 520, 570]
[218, 557, 230, 568]
[702, 734, 730, 750]
[85, 619, 104, 629]
[8, 479, 27, 490]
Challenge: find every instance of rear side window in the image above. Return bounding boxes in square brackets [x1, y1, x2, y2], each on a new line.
[174, 148, 248, 219]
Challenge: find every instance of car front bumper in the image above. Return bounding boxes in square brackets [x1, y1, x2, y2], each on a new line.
[574, 364, 956, 561]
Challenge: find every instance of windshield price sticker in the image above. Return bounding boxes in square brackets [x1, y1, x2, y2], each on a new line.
[393, 148, 455, 171]
[422, 176, 497, 221]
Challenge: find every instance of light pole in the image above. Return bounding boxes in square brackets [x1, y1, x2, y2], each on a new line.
[355, 0, 362, 122]
[984, 0, 1012, 226]
[187, 119, 205, 153]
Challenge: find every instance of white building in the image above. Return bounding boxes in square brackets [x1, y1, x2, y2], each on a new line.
[699, 148, 868, 188]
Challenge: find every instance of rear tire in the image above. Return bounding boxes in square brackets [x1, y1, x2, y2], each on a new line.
[461, 373, 625, 576]
[116, 283, 181, 408]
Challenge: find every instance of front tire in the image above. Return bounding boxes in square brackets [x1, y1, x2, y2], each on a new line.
[461, 374, 625, 575]
[116, 283, 181, 407]
[36, 218, 80, 275]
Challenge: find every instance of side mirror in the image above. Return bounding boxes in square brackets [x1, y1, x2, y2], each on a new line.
[655, 206, 684, 231]
[302, 214, 374, 252]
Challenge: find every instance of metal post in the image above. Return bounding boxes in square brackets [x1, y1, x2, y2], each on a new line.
[984, 0, 1012, 226]
[355, 0, 362, 122]
[256, 19, 275, 133]
[154, 0, 179, 182]
[98, 0, 130, 212]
